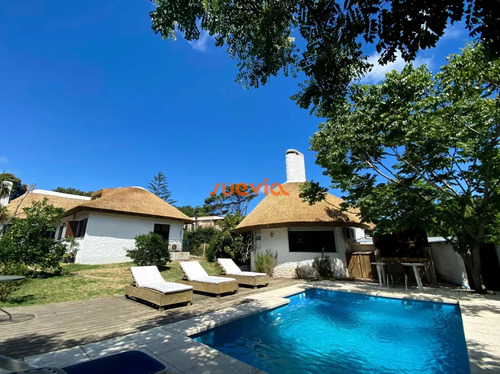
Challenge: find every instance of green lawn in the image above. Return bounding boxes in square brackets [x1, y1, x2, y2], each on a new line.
[0, 260, 223, 308]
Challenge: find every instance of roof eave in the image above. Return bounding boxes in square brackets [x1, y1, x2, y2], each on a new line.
[236, 221, 371, 232]
[64, 206, 194, 224]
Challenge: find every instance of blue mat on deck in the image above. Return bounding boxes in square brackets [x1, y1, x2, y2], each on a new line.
[62, 350, 166, 374]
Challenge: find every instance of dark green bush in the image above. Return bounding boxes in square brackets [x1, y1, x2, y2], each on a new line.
[205, 213, 251, 263]
[254, 250, 277, 276]
[183, 227, 217, 256]
[0, 262, 29, 302]
[126, 232, 170, 268]
[313, 252, 333, 279]
[0, 198, 66, 273]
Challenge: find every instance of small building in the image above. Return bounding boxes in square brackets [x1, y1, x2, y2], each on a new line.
[185, 216, 224, 231]
[6, 187, 193, 264]
[236, 149, 370, 274]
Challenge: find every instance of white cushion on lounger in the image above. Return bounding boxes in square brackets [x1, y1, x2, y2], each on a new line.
[180, 261, 209, 280]
[131, 266, 192, 293]
[131, 266, 165, 286]
[141, 281, 192, 294]
[217, 258, 242, 274]
[218, 258, 266, 277]
[190, 276, 236, 284]
[239, 271, 267, 277]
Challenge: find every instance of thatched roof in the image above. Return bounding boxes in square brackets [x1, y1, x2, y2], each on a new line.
[236, 182, 370, 231]
[6, 190, 90, 220]
[65, 187, 193, 223]
[6, 187, 193, 223]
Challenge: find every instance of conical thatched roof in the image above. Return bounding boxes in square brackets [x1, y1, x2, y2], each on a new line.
[6, 190, 90, 219]
[65, 187, 193, 223]
[236, 182, 369, 231]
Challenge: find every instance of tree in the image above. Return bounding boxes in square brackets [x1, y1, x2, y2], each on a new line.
[203, 184, 257, 216]
[177, 205, 209, 217]
[303, 43, 499, 293]
[148, 171, 176, 205]
[52, 187, 93, 197]
[0, 173, 27, 200]
[205, 212, 252, 264]
[150, 0, 499, 115]
[183, 226, 218, 256]
[0, 198, 67, 273]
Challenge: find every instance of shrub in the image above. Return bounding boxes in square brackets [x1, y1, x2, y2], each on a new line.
[313, 252, 334, 279]
[254, 250, 277, 276]
[0, 262, 29, 302]
[0, 198, 66, 273]
[126, 232, 170, 268]
[62, 237, 79, 263]
[205, 213, 251, 263]
[183, 227, 217, 256]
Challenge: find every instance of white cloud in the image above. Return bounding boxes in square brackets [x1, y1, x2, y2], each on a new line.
[360, 52, 434, 84]
[0, 156, 7, 164]
[188, 30, 211, 52]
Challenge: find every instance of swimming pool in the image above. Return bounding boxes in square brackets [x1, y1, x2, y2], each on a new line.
[192, 289, 469, 373]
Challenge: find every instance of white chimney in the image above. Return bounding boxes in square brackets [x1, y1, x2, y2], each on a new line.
[1, 181, 13, 208]
[285, 149, 306, 183]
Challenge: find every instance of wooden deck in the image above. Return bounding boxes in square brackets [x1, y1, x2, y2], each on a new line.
[0, 278, 303, 359]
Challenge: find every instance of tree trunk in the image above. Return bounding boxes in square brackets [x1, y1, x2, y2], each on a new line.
[460, 246, 487, 294]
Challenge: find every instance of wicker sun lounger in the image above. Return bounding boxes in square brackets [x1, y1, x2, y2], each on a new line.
[177, 261, 238, 297]
[125, 266, 193, 310]
[217, 258, 270, 288]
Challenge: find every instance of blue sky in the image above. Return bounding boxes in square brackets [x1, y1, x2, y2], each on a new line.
[0, 1, 471, 209]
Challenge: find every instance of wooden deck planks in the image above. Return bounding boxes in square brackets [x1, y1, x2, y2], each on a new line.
[0, 278, 302, 358]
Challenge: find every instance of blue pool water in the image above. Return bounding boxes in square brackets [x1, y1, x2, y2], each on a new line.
[192, 289, 469, 373]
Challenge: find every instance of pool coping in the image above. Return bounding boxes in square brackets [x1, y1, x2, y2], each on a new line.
[20, 282, 500, 374]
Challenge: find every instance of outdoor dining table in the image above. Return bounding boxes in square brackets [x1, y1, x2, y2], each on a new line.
[401, 263, 425, 289]
[0, 275, 25, 321]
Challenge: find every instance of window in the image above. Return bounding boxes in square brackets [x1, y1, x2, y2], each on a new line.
[344, 228, 355, 240]
[57, 224, 66, 240]
[75, 219, 88, 238]
[154, 224, 170, 241]
[254, 230, 262, 251]
[288, 228, 336, 252]
[66, 221, 78, 238]
[65, 219, 87, 238]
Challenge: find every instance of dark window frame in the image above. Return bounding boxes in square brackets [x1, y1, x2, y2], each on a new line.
[288, 228, 337, 253]
[154, 224, 170, 241]
[57, 223, 66, 240]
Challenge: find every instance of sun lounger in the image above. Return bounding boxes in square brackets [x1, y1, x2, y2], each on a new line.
[0, 350, 167, 374]
[217, 258, 270, 288]
[177, 261, 238, 297]
[125, 266, 193, 310]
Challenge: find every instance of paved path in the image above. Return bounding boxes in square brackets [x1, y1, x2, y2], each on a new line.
[0, 278, 303, 358]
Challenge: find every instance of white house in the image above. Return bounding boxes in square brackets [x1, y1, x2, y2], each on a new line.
[6, 187, 193, 264]
[184, 216, 224, 231]
[236, 149, 370, 275]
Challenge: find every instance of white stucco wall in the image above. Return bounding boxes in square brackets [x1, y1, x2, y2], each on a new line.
[61, 211, 185, 264]
[430, 242, 469, 288]
[251, 227, 349, 271]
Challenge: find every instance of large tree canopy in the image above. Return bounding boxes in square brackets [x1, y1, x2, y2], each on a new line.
[304, 43, 499, 293]
[151, 0, 499, 114]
